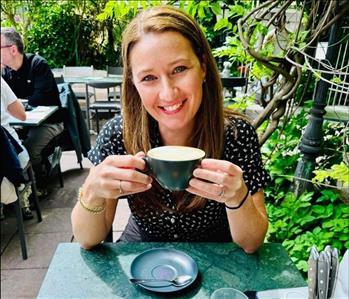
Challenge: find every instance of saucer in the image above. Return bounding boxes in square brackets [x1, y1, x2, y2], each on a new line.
[130, 248, 198, 293]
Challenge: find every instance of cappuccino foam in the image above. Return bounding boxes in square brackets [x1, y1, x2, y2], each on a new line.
[148, 146, 205, 161]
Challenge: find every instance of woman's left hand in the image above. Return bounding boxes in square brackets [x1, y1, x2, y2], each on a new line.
[186, 158, 248, 206]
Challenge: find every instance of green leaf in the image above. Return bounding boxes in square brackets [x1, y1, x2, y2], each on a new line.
[339, 234, 349, 241]
[332, 241, 343, 250]
[312, 205, 325, 214]
[228, 4, 245, 18]
[313, 162, 349, 186]
[330, 76, 342, 84]
[198, 4, 206, 19]
[344, 240, 349, 248]
[297, 260, 308, 272]
[318, 189, 340, 203]
[299, 215, 316, 226]
[322, 221, 334, 228]
[324, 204, 334, 217]
[210, 2, 221, 15]
[341, 206, 349, 214]
[214, 18, 231, 31]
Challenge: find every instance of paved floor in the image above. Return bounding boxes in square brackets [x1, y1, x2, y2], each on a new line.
[0, 149, 131, 299]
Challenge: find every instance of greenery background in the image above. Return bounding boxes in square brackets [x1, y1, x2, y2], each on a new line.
[1, 0, 348, 277]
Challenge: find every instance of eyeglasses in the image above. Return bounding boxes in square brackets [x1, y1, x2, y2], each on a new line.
[1, 45, 13, 49]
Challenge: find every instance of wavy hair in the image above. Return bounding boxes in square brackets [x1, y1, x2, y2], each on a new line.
[121, 5, 241, 212]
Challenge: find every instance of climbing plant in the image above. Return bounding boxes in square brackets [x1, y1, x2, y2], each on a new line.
[213, 0, 349, 144]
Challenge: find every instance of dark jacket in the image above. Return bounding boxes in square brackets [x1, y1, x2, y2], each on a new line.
[57, 83, 90, 163]
[0, 126, 25, 185]
[2, 54, 63, 123]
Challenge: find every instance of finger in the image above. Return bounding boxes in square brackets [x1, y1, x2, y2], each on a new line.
[105, 155, 146, 171]
[186, 186, 225, 203]
[100, 165, 151, 185]
[135, 151, 146, 158]
[200, 159, 243, 175]
[119, 180, 152, 194]
[188, 178, 222, 197]
[101, 184, 152, 199]
[93, 177, 152, 199]
[193, 168, 234, 186]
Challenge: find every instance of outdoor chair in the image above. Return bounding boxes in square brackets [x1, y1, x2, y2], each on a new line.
[221, 77, 248, 95]
[322, 25, 349, 123]
[55, 83, 91, 169]
[0, 126, 42, 260]
[88, 81, 122, 132]
[106, 66, 123, 100]
[41, 143, 64, 188]
[63, 65, 95, 106]
[54, 75, 65, 85]
[220, 60, 249, 100]
[14, 161, 43, 259]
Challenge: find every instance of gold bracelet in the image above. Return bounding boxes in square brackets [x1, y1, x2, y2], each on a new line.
[78, 188, 105, 215]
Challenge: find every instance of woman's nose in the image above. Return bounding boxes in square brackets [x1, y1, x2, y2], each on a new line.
[159, 78, 178, 101]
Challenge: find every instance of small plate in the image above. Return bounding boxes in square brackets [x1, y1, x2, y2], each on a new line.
[130, 248, 198, 293]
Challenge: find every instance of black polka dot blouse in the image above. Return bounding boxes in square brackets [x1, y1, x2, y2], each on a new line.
[88, 116, 270, 242]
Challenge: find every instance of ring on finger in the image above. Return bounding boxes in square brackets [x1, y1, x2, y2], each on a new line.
[119, 180, 123, 194]
[218, 187, 225, 198]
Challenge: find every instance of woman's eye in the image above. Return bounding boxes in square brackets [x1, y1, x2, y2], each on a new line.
[142, 75, 156, 82]
[173, 66, 187, 74]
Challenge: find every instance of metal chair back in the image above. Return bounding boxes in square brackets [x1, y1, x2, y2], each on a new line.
[87, 81, 122, 132]
[324, 23, 349, 123]
[106, 66, 123, 101]
[63, 65, 94, 77]
[106, 66, 123, 76]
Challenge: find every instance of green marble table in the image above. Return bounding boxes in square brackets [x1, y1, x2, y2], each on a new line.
[37, 242, 306, 298]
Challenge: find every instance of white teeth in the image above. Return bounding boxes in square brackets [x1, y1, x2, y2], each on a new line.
[163, 102, 182, 111]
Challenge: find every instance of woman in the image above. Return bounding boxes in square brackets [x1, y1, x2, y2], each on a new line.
[71, 6, 269, 253]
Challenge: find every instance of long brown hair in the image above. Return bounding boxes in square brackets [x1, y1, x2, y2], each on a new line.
[121, 5, 241, 212]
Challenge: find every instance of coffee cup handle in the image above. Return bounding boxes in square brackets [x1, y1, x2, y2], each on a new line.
[141, 157, 151, 174]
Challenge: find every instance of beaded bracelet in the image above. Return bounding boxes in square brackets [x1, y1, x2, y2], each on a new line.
[225, 189, 250, 210]
[78, 188, 105, 215]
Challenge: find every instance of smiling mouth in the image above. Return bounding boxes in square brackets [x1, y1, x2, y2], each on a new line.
[160, 100, 186, 113]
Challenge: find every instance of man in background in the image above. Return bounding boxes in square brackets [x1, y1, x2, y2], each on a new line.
[1, 27, 64, 194]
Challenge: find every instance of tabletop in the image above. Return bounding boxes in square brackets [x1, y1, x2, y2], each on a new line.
[63, 75, 123, 85]
[9, 106, 58, 127]
[37, 242, 306, 299]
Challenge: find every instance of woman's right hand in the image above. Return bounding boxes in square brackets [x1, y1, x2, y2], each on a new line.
[82, 152, 152, 205]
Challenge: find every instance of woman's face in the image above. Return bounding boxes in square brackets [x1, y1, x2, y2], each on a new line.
[130, 31, 206, 138]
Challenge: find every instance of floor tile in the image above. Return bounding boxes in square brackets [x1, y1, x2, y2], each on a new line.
[39, 185, 80, 209]
[1, 234, 13, 255]
[1, 217, 17, 236]
[1, 232, 72, 270]
[25, 208, 73, 234]
[60, 152, 93, 173]
[1, 268, 47, 299]
[0, 95, 121, 298]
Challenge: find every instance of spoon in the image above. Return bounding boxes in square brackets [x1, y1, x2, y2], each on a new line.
[129, 274, 193, 287]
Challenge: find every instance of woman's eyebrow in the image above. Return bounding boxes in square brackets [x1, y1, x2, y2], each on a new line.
[135, 68, 154, 77]
[169, 58, 191, 66]
[135, 58, 191, 76]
